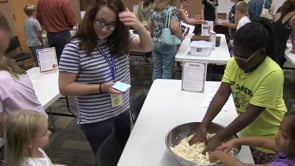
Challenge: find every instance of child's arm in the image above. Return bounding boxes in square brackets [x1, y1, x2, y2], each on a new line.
[209, 150, 266, 166]
[217, 136, 277, 153]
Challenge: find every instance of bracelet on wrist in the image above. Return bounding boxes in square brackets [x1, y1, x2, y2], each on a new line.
[99, 83, 103, 93]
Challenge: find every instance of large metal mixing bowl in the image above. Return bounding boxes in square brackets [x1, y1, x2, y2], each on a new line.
[165, 122, 241, 166]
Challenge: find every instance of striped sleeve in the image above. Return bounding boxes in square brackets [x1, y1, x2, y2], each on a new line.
[59, 39, 81, 73]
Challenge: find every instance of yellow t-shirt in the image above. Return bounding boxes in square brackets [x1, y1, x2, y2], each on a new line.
[222, 57, 287, 153]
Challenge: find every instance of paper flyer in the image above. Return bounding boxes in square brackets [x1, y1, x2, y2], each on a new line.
[37, 47, 58, 73]
[182, 61, 207, 92]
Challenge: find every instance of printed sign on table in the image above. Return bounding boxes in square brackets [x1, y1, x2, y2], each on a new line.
[36, 47, 58, 73]
[182, 61, 207, 92]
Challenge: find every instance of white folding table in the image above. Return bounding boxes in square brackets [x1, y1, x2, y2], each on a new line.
[175, 34, 230, 65]
[118, 79, 254, 166]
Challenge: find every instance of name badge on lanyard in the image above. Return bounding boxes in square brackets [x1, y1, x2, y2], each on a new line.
[97, 46, 122, 107]
[97, 46, 116, 80]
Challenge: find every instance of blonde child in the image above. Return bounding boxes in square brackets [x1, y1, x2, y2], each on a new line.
[234, 1, 251, 31]
[209, 110, 295, 166]
[23, 4, 43, 66]
[0, 11, 46, 162]
[5, 111, 65, 166]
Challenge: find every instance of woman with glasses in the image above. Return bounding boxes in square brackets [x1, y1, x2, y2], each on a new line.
[189, 21, 286, 164]
[58, 0, 153, 160]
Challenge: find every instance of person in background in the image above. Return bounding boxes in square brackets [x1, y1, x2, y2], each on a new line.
[177, 0, 205, 72]
[221, 0, 244, 41]
[270, 0, 295, 67]
[5, 111, 65, 166]
[148, 0, 184, 80]
[0, 11, 47, 163]
[248, 0, 271, 21]
[209, 110, 295, 166]
[137, 0, 154, 29]
[189, 21, 287, 164]
[23, 4, 43, 67]
[178, 0, 205, 25]
[136, 0, 154, 64]
[58, 0, 153, 159]
[36, 0, 76, 63]
[201, 0, 219, 21]
[235, 1, 251, 31]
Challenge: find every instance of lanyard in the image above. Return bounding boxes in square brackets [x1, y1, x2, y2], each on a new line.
[96, 46, 116, 80]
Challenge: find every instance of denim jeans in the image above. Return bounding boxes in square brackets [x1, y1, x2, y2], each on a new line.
[80, 110, 130, 155]
[29, 46, 43, 65]
[47, 30, 71, 63]
[152, 42, 177, 80]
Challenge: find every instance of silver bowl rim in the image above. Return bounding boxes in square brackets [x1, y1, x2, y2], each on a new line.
[165, 121, 240, 165]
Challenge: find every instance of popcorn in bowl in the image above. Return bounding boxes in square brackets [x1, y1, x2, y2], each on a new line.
[171, 133, 235, 164]
[165, 122, 240, 166]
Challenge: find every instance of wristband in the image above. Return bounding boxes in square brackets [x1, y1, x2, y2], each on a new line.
[99, 83, 103, 93]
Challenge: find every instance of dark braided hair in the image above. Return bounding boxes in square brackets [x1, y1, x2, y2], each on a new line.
[234, 19, 272, 58]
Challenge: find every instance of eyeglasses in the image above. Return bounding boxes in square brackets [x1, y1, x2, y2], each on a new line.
[94, 18, 116, 32]
[233, 49, 261, 63]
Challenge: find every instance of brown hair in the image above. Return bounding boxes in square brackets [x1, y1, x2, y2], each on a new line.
[153, 0, 177, 11]
[0, 12, 26, 78]
[277, 0, 295, 16]
[73, 0, 129, 56]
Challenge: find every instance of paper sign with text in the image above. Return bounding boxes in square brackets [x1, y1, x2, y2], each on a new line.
[37, 47, 58, 73]
[182, 61, 207, 92]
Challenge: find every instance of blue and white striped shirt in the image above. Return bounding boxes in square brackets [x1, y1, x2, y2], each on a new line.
[59, 35, 135, 124]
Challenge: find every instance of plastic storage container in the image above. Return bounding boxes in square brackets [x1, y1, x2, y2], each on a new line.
[189, 40, 212, 56]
